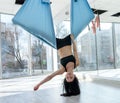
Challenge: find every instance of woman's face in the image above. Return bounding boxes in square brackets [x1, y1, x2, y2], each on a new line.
[65, 72, 75, 82]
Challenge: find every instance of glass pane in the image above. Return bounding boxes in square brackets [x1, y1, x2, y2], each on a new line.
[96, 23, 114, 69]
[31, 35, 48, 75]
[77, 29, 97, 71]
[1, 14, 29, 78]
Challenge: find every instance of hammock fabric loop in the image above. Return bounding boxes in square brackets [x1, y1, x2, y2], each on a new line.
[13, 0, 94, 49]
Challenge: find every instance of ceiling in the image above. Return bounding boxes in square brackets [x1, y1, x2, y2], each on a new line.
[90, 0, 120, 23]
[0, 0, 120, 23]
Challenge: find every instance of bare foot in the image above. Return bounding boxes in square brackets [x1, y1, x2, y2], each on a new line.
[34, 84, 39, 91]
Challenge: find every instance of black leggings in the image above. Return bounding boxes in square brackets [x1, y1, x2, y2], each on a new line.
[60, 55, 76, 72]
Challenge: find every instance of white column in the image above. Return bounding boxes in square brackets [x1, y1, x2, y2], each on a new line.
[46, 47, 58, 71]
[52, 48, 58, 71]
[28, 33, 32, 75]
[46, 46, 53, 71]
[0, 14, 2, 79]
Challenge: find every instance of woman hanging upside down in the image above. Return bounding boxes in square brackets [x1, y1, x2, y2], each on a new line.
[33, 34, 80, 96]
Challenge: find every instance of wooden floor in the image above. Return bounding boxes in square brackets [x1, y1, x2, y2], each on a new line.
[0, 75, 120, 103]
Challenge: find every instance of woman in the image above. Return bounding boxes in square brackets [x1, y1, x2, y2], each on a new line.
[34, 34, 80, 96]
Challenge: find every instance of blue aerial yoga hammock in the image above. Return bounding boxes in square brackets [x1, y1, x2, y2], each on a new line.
[13, 0, 56, 48]
[13, 0, 94, 49]
[70, 0, 95, 38]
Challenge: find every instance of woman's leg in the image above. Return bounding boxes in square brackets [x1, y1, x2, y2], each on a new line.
[34, 67, 65, 91]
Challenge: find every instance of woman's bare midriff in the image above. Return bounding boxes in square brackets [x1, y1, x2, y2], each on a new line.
[57, 45, 73, 59]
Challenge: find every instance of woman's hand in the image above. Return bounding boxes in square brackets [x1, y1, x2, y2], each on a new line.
[76, 58, 80, 67]
[34, 84, 40, 91]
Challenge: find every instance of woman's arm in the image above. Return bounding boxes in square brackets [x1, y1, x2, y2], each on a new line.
[70, 34, 80, 67]
[34, 67, 65, 91]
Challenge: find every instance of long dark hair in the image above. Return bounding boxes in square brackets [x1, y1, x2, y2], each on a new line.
[61, 76, 80, 96]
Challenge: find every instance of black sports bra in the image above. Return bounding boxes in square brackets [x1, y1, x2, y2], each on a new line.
[56, 35, 71, 50]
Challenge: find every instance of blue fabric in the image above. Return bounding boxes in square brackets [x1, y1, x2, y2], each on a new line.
[42, 0, 50, 3]
[71, 0, 94, 38]
[13, 0, 56, 48]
